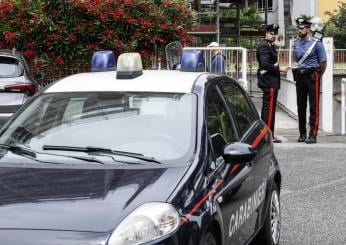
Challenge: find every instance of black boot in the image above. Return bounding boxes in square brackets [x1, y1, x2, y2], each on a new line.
[297, 134, 307, 142]
[273, 136, 282, 143]
[305, 135, 317, 144]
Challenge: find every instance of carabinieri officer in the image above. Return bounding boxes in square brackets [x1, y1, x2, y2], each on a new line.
[257, 24, 288, 143]
[293, 18, 327, 144]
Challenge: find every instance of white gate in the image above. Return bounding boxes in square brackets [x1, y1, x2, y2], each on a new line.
[183, 47, 248, 90]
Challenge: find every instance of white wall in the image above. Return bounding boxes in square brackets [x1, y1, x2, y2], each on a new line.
[292, 0, 317, 21]
[259, 0, 318, 46]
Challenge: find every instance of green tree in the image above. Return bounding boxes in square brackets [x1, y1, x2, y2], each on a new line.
[324, 2, 346, 48]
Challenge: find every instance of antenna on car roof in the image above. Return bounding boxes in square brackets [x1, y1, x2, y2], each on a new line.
[11, 47, 16, 55]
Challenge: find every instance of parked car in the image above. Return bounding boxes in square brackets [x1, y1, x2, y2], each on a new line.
[0, 51, 281, 245]
[0, 49, 42, 127]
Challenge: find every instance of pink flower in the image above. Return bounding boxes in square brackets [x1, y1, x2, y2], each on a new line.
[68, 33, 77, 42]
[48, 34, 61, 40]
[86, 43, 99, 50]
[160, 23, 169, 29]
[23, 50, 35, 59]
[4, 31, 16, 42]
[55, 56, 64, 65]
[139, 19, 150, 27]
[163, 1, 173, 6]
[127, 18, 137, 24]
[75, 23, 83, 30]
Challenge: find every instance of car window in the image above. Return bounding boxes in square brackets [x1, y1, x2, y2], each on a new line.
[0, 57, 22, 78]
[221, 81, 256, 136]
[208, 140, 217, 171]
[206, 86, 237, 164]
[0, 92, 197, 164]
[206, 86, 236, 144]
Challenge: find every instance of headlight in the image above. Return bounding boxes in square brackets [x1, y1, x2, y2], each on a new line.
[108, 202, 180, 245]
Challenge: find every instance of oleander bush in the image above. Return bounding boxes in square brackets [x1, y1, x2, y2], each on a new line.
[0, 0, 194, 66]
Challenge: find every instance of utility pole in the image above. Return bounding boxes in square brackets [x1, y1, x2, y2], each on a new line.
[236, 0, 240, 46]
[264, 0, 268, 25]
[216, 0, 220, 44]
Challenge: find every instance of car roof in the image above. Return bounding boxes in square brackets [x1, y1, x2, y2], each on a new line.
[45, 70, 210, 93]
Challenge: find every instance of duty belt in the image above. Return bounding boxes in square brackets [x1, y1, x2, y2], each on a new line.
[294, 68, 318, 74]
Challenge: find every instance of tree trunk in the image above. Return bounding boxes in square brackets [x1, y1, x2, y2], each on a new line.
[284, 0, 293, 47]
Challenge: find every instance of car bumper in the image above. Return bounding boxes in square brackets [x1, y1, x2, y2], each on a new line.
[0, 227, 198, 245]
[0, 229, 109, 245]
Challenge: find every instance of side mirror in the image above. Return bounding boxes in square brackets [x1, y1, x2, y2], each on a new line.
[223, 142, 257, 163]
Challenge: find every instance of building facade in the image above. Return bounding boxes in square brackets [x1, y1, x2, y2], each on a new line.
[258, 0, 317, 46]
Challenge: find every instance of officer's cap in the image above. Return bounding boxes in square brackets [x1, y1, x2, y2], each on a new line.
[296, 18, 311, 28]
[265, 24, 279, 34]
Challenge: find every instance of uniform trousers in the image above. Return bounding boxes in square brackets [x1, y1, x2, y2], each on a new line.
[261, 87, 278, 136]
[295, 71, 320, 136]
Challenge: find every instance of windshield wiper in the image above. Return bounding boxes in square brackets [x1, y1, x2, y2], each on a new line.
[64, 155, 105, 165]
[0, 143, 36, 158]
[0, 144, 108, 165]
[42, 145, 162, 164]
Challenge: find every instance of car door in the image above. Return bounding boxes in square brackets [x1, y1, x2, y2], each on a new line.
[205, 83, 256, 244]
[219, 79, 272, 238]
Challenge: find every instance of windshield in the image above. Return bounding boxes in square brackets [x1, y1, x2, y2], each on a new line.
[0, 57, 22, 78]
[0, 92, 197, 164]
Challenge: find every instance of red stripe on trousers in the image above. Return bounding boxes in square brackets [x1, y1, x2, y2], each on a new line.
[267, 88, 274, 129]
[314, 72, 319, 136]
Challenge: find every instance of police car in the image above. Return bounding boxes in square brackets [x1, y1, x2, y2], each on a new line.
[0, 51, 281, 245]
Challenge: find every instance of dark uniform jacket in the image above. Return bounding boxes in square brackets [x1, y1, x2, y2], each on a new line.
[256, 39, 280, 89]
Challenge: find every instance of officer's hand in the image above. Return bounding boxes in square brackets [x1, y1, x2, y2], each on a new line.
[280, 66, 288, 73]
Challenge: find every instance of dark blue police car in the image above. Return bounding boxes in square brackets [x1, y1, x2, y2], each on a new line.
[0, 51, 281, 245]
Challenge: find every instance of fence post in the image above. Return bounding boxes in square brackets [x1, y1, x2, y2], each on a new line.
[289, 39, 292, 68]
[342, 78, 346, 135]
[321, 37, 334, 133]
[241, 48, 248, 90]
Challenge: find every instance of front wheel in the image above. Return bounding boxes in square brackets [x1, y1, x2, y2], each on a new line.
[257, 182, 281, 245]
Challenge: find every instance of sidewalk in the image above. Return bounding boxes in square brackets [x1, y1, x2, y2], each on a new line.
[250, 96, 346, 143]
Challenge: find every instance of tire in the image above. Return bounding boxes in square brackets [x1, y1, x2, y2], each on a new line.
[257, 182, 281, 245]
[201, 232, 217, 245]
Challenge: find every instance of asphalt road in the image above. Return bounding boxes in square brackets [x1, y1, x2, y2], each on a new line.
[274, 134, 346, 245]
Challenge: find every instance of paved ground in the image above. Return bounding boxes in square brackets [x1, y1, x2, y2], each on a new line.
[251, 97, 346, 245]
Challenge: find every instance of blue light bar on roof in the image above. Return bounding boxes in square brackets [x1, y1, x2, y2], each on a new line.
[91, 50, 116, 72]
[180, 50, 205, 72]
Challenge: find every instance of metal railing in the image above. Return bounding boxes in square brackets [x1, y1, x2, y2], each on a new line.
[342, 78, 346, 135]
[183, 47, 248, 89]
[334, 49, 346, 75]
[248, 49, 346, 74]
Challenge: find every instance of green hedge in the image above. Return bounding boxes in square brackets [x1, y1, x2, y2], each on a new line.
[0, 0, 194, 65]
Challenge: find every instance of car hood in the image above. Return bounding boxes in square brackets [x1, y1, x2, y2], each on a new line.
[0, 164, 188, 232]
